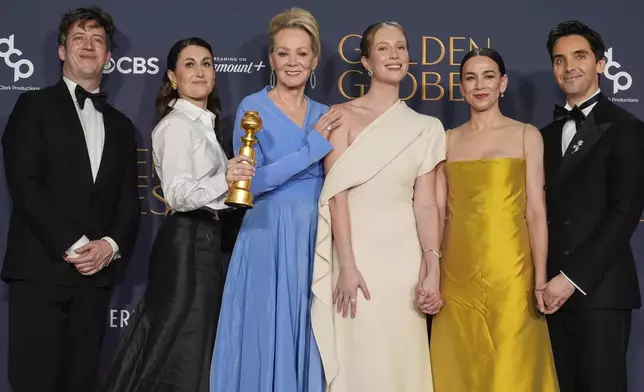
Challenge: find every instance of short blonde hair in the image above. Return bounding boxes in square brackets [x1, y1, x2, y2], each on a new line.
[268, 7, 321, 57]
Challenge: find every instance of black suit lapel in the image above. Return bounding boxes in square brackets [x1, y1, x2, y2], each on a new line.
[53, 80, 94, 187]
[556, 98, 612, 183]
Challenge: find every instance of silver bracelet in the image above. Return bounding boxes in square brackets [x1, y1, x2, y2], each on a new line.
[422, 248, 442, 258]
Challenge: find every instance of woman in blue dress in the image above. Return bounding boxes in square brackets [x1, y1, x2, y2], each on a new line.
[210, 7, 341, 392]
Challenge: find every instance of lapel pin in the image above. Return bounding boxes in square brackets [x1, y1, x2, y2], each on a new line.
[571, 140, 584, 154]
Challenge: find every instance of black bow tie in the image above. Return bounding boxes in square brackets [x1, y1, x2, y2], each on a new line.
[553, 93, 601, 127]
[75, 84, 107, 112]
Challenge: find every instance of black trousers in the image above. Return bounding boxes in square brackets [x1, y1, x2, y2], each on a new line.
[8, 280, 110, 392]
[547, 308, 632, 392]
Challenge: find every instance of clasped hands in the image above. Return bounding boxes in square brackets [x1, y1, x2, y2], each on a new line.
[415, 264, 444, 315]
[535, 273, 576, 314]
[65, 239, 114, 276]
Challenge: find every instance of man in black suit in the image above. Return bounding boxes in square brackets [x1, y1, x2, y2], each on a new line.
[1, 7, 140, 392]
[540, 20, 644, 392]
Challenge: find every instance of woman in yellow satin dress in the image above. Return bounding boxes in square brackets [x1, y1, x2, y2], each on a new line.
[426, 48, 559, 391]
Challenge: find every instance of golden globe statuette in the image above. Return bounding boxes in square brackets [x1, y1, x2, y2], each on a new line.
[225, 110, 262, 208]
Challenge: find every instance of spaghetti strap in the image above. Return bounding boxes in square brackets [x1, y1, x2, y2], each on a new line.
[521, 123, 527, 160]
[446, 129, 452, 158]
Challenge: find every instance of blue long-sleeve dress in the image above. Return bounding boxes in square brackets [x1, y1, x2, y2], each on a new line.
[210, 86, 332, 392]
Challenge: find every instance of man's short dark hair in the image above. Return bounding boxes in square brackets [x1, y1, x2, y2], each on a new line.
[57, 6, 116, 50]
[546, 20, 606, 63]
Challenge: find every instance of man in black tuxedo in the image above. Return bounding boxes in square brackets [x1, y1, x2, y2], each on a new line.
[1, 7, 140, 392]
[540, 20, 644, 392]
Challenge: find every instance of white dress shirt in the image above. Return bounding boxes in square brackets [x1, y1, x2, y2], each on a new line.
[561, 88, 601, 154]
[151, 98, 229, 212]
[62, 77, 120, 260]
[558, 88, 601, 296]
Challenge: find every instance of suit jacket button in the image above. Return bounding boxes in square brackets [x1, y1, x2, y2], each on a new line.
[93, 200, 98, 205]
[564, 220, 570, 225]
[547, 220, 551, 224]
[563, 250, 570, 256]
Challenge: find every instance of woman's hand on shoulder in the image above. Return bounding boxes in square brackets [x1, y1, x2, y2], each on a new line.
[226, 155, 255, 187]
[314, 106, 342, 140]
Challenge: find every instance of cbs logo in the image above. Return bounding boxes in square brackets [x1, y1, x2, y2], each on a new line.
[103, 57, 159, 75]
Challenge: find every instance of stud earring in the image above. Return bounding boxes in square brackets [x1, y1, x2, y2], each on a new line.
[171, 80, 177, 90]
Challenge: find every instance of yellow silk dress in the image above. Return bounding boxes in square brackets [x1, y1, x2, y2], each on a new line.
[430, 157, 559, 392]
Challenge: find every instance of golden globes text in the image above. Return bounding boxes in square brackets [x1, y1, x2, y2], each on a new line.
[337, 34, 492, 101]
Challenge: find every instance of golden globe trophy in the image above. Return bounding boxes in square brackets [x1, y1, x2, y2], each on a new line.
[225, 110, 262, 208]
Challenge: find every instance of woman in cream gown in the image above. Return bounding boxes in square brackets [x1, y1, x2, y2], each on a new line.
[426, 48, 559, 391]
[311, 22, 445, 392]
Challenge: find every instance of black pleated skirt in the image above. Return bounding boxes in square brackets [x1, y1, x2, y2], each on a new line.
[100, 210, 230, 392]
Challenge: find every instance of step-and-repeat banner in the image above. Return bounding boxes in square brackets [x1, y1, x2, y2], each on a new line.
[1, 0, 642, 390]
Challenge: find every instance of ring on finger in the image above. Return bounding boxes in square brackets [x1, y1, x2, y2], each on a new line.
[349, 297, 357, 303]
[326, 126, 331, 131]
[234, 168, 238, 175]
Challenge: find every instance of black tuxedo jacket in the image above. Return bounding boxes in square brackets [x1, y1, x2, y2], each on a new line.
[541, 93, 644, 309]
[1, 80, 140, 287]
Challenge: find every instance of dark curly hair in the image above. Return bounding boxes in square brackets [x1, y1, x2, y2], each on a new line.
[546, 20, 606, 63]
[57, 6, 116, 50]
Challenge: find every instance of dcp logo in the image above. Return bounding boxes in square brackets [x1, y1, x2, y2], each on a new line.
[0, 34, 34, 82]
[104, 57, 159, 75]
[603, 47, 632, 94]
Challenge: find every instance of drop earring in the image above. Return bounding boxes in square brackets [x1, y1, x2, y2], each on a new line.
[310, 69, 317, 89]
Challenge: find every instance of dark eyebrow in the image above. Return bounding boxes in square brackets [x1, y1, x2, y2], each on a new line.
[553, 49, 590, 58]
[463, 69, 496, 76]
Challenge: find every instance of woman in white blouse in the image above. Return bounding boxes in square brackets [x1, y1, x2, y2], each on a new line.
[100, 37, 253, 392]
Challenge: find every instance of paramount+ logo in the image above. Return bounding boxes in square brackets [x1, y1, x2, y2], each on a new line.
[104, 56, 159, 75]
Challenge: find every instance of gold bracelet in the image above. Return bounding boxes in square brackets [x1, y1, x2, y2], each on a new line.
[423, 248, 442, 258]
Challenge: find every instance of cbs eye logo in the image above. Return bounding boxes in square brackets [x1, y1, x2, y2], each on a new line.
[0, 34, 34, 82]
[103, 56, 159, 75]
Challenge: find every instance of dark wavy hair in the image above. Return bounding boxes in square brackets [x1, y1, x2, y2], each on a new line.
[155, 37, 222, 141]
[57, 6, 116, 50]
[459, 47, 507, 77]
[547, 20, 606, 62]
